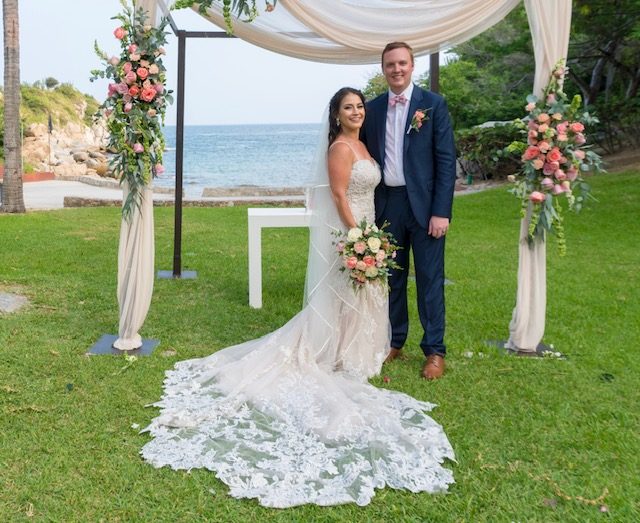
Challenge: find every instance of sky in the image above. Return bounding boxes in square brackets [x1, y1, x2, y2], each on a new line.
[3, 0, 435, 126]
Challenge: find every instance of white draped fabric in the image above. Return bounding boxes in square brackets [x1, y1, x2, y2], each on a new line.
[189, 0, 522, 63]
[113, 0, 158, 351]
[507, 0, 572, 352]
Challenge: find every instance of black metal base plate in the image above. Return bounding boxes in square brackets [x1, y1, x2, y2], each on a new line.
[87, 334, 159, 356]
[485, 339, 564, 358]
[157, 270, 197, 279]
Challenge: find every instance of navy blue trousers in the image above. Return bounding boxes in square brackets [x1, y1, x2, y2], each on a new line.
[379, 187, 446, 357]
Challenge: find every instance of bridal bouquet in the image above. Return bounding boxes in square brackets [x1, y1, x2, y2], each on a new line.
[334, 219, 400, 290]
[506, 60, 602, 255]
[90, 0, 173, 218]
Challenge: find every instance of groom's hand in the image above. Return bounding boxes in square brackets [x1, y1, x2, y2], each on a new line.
[428, 216, 449, 239]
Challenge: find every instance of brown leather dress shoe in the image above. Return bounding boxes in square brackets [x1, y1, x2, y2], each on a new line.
[422, 354, 445, 380]
[384, 348, 403, 364]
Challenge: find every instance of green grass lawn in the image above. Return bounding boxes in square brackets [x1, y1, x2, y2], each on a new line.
[1, 171, 639, 522]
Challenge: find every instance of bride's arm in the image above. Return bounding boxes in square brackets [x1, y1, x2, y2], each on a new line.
[328, 143, 357, 229]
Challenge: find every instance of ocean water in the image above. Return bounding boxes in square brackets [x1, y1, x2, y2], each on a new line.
[157, 124, 322, 196]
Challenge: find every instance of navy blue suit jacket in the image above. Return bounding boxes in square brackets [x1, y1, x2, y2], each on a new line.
[362, 86, 457, 229]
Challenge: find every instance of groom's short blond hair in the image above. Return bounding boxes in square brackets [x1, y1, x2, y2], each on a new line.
[382, 42, 415, 65]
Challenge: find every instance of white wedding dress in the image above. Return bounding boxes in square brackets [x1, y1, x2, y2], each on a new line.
[141, 159, 454, 508]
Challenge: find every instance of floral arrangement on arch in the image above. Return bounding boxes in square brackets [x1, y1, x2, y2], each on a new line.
[173, 0, 276, 33]
[91, 0, 173, 218]
[506, 60, 602, 255]
[334, 219, 400, 291]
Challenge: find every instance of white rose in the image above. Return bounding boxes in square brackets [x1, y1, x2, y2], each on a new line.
[347, 227, 363, 242]
[365, 266, 379, 278]
[371, 224, 379, 233]
[367, 237, 382, 253]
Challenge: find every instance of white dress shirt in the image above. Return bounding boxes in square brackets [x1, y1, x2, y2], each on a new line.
[383, 83, 414, 187]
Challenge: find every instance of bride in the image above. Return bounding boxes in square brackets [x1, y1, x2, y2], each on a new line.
[141, 88, 454, 508]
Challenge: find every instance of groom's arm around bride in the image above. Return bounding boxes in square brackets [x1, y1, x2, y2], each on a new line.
[361, 41, 457, 380]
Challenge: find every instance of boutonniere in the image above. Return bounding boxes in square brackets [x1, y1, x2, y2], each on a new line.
[407, 108, 431, 134]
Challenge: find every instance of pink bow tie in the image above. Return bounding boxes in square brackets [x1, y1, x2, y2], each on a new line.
[389, 94, 408, 107]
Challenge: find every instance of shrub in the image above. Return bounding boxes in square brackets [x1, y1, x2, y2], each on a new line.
[455, 121, 521, 180]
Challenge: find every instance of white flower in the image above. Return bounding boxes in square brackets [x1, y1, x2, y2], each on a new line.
[347, 227, 363, 242]
[371, 225, 379, 233]
[365, 266, 379, 278]
[367, 237, 382, 253]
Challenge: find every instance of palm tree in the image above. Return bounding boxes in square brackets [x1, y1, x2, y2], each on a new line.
[2, 0, 25, 213]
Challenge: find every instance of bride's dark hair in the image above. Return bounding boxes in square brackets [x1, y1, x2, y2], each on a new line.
[328, 87, 366, 147]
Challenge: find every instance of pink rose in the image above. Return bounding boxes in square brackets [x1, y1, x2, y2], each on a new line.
[528, 129, 538, 140]
[553, 184, 564, 195]
[124, 70, 137, 84]
[155, 164, 165, 175]
[122, 94, 132, 103]
[547, 147, 562, 163]
[537, 113, 550, 123]
[336, 242, 345, 252]
[147, 108, 157, 117]
[532, 157, 545, 170]
[562, 181, 572, 191]
[346, 256, 358, 269]
[114, 27, 126, 39]
[566, 166, 578, 181]
[107, 83, 117, 97]
[128, 85, 140, 98]
[354, 241, 366, 254]
[142, 79, 152, 89]
[541, 177, 554, 190]
[154, 83, 164, 94]
[554, 67, 565, 78]
[123, 62, 132, 74]
[132, 143, 144, 154]
[130, 53, 141, 62]
[546, 94, 556, 104]
[527, 120, 539, 131]
[522, 146, 540, 161]
[573, 150, 586, 160]
[557, 133, 568, 142]
[148, 64, 159, 75]
[140, 60, 150, 68]
[123, 102, 133, 113]
[529, 191, 546, 204]
[137, 67, 149, 80]
[525, 102, 536, 112]
[363, 256, 376, 267]
[140, 87, 157, 102]
[375, 250, 386, 262]
[570, 122, 585, 133]
[109, 56, 120, 66]
[552, 112, 563, 121]
[356, 261, 367, 272]
[554, 169, 567, 181]
[116, 82, 129, 95]
[574, 133, 586, 145]
[538, 123, 549, 133]
[128, 44, 138, 54]
[538, 141, 550, 153]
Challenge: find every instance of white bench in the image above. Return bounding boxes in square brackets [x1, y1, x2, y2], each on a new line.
[247, 207, 311, 308]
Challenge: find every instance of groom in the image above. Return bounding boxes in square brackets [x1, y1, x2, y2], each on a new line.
[362, 42, 457, 380]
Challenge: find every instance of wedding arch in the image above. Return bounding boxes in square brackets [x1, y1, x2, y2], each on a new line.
[115, 0, 571, 352]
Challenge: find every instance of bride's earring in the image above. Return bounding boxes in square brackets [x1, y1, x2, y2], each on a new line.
[336, 118, 341, 127]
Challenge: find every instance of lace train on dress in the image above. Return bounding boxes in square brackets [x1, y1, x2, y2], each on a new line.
[141, 160, 454, 508]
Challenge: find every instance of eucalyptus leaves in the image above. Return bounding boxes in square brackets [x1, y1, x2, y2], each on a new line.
[173, 0, 276, 33]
